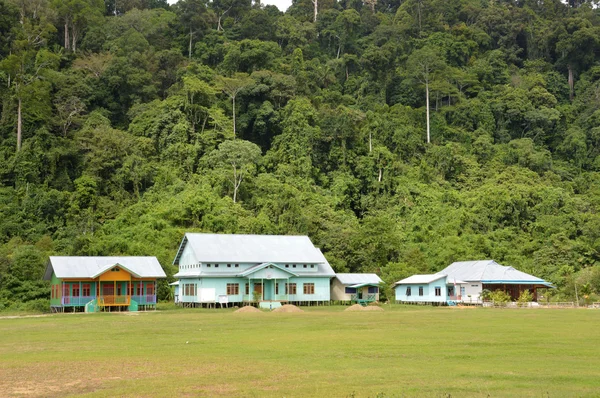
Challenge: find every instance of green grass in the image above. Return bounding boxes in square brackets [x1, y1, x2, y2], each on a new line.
[1, 305, 599, 397]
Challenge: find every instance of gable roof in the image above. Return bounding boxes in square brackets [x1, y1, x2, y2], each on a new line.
[238, 262, 298, 277]
[336, 273, 382, 285]
[438, 260, 552, 285]
[44, 256, 166, 280]
[395, 274, 447, 285]
[173, 233, 335, 277]
[89, 263, 143, 279]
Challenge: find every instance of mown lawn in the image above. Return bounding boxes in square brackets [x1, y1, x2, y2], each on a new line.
[1, 305, 599, 397]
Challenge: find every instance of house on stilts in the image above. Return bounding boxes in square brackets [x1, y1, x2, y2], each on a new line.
[394, 260, 553, 305]
[173, 233, 335, 309]
[45, 256, 166, 312]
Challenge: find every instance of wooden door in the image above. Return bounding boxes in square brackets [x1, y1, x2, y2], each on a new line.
[253, 283, 263, 294]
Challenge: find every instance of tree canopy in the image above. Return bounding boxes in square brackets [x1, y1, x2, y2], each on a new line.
[1, 0, 600, 309]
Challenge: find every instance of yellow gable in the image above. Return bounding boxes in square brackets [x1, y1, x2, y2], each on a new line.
[98, 266, 132, 281]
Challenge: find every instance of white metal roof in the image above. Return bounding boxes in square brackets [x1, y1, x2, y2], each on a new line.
[336, 273, 383, 285]
[45, 256, 166, 280]
[395, 274, 447, 285]
[173, 233, 335, 277]
[438, 260, 551, 285]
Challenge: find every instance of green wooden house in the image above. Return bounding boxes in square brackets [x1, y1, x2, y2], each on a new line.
[173, 233, 335, 309]
[44, 256, 166, 312]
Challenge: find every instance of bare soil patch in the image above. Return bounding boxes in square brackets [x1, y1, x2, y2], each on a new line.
[344, 304, 384, 312]
[272, 304, 303, 313]
[234, 306, 262, 313]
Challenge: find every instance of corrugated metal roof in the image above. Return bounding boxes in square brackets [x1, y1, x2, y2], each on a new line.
[438, 260, 551, 285]
[336, 273, 382, 285]
[45, 256, 166, 279]
[173, 233, 335, 277]
[396, 274, 447, 285]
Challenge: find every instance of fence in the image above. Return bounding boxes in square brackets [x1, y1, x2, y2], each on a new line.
[484, 301, 576, 308]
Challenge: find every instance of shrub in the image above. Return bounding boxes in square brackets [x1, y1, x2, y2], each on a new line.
[480, 289, 492, 301]
[490, 290, 511, 304]
[517, 290, 534, 307]
[24, 299, 51, 313]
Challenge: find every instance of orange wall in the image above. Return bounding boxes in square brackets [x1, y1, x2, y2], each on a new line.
[98, 267, 132, 281]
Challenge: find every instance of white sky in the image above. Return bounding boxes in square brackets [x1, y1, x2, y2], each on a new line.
[167, 0, 293, 12]
[261, 0, 293, 11]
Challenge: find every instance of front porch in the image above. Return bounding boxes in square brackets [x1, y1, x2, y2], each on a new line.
[350, 293, 377, 306]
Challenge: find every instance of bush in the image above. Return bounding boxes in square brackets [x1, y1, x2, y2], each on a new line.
[490, 290, 511, 304]
[517, 290, 534, 307]
[23, 299, 51, 313]
[480, 289, 492, 301]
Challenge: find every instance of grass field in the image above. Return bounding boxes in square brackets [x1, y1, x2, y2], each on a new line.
[1, 305, 599, 397]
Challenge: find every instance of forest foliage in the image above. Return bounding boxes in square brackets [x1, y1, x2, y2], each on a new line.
[1, 0, 600, 309]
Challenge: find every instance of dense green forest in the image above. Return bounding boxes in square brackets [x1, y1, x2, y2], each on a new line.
[1, 0, 600, 310]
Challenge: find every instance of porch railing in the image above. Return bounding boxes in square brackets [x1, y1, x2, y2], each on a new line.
[98, 295, 130, 306]
[62, 296, 94, 306]
[132, 294, 157, 305]
[242, 294, 294, 301]
[351, 294, 376, 302]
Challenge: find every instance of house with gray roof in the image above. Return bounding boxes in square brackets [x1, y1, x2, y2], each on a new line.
[394, 260, 552, 305]
[438, 260, 553, 302]
[172, 233, 335, 308]
[331, 273, 383, 304]
[44, 256, 166, 312]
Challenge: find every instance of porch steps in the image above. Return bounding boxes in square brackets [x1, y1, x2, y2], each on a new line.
[85, 299, 99, 313]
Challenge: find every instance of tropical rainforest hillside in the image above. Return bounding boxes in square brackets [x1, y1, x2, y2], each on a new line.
[1, 0, 600, 308]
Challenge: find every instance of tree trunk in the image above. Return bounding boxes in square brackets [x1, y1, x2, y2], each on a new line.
[568, 64, 574, 101]
[17, 97, 22, 151]
[189, 26, 193, 59]
[64, 21, 70, 50]
[312, 0, 318, 22]
[232, 165, 239, 203]
[71, 28, 77, 52]
[369, 131, 372, 153]
[425, 80, 430, 144]
[232, 95, 236, 139]
[378, 167, 382, 182]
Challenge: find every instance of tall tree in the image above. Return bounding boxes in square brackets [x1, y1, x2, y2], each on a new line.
[406, 46, 446, 144]
[207, 139, 261, 203]
[175, 0, 212, 59]
[0, 2, 57, 151]
[217, 73, 252, 139]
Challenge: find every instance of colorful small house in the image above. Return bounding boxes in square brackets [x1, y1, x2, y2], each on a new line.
[44, 256, 166, 312]
[173, 233, 335, 308]
[331, 273, 383, 304]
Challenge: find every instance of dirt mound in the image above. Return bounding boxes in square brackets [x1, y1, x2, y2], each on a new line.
[272, 304, 304, 313]
[234, 306, 262, 313]
[344, 304, 366, 312]
[362, 305, 384, 311]
[344, 304, 384, 312]
[368, 301, 380, 306]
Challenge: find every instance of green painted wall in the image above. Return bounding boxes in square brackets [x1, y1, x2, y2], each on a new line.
[50, 273, 61, 306]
